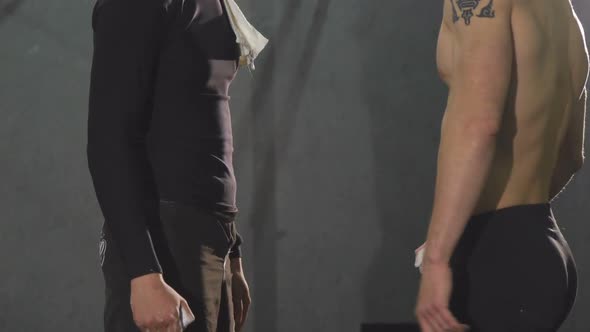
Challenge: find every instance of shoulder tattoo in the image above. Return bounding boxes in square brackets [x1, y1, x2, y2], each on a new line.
[451, 0, 496, 25]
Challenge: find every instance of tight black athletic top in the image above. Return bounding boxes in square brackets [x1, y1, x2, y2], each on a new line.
[88, 0, 243, 280]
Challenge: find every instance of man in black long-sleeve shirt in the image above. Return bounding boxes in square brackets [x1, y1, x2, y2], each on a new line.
[87, 0, 251, 331]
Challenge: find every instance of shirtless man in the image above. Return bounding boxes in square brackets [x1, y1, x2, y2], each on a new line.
[414, 0, 588, 331]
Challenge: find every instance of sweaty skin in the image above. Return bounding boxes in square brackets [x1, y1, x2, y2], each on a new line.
[416, 0, 588, 331]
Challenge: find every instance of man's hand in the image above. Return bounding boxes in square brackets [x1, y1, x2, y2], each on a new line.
[415, 262, 468, 332]
[130, 273, 195, 332]
[230, 258, 251, 332]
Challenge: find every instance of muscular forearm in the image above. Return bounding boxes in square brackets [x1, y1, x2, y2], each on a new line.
[424, 115, 498, 264]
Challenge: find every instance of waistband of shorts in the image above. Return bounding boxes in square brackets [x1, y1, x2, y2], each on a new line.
[470, 202, 552, 224]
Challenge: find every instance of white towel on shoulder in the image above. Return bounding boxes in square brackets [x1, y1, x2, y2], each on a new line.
[223, 0, 269, 70]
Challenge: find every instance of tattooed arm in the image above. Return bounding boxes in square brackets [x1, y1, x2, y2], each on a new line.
[422, 0, 513, 269]
[416, 1, 513, 331]
[451, 0, 497, 26]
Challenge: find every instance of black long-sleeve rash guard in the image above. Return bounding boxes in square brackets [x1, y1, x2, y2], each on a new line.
[88, 0, 243, 280]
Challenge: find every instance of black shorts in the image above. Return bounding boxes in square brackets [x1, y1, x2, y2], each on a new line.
[450, 203, 577, 332]
[99, 201, 239, 332]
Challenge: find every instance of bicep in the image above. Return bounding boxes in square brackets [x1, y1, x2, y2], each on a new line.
[90, 0, 165, 122]
[446, 0, 513, 125]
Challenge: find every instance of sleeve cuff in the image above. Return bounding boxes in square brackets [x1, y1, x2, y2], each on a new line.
[229, 232, 243, 259]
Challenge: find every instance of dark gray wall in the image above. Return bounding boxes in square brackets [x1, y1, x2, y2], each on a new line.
[0, 1, 588, 331]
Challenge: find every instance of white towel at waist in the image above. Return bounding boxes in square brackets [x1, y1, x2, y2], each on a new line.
[223, 0, 269, 70]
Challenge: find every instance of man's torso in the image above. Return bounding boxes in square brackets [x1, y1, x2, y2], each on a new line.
[437, 0, 589, 214]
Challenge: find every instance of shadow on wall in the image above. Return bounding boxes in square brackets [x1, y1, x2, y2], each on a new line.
[243, 1, 331, 331]
[356, 0, 448, 325]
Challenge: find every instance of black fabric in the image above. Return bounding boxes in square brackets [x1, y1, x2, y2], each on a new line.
[88, 0, 244, 280]
[100, 201, 238, 332]
[449, 203, 577, 332]
[361, 323, 420, 332]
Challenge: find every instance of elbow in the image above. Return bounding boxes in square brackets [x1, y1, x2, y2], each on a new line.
[86, 136, 102, 170]
[87, 123, 146, 153]
[86, 128, 115, 165]
[461, 116, 503, 140]
[86, 131, 96, 160]
[86, 128, 105, 160]
[448, 92, 505, 138]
